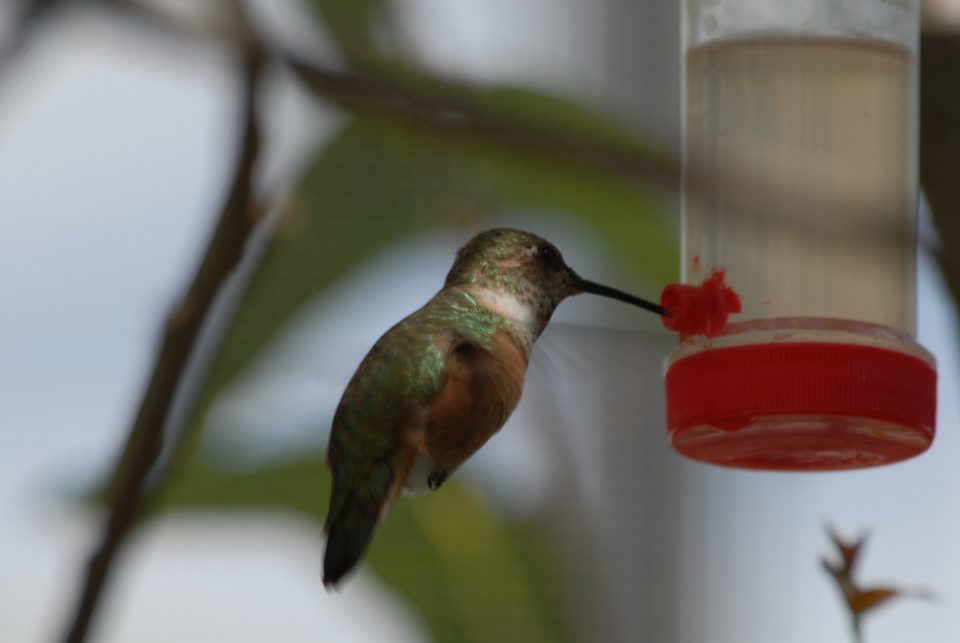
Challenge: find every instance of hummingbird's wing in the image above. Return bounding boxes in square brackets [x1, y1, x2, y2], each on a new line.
[322, 317, 439, 587]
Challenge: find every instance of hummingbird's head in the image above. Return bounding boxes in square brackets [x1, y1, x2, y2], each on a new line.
[444, 228, 669, 334]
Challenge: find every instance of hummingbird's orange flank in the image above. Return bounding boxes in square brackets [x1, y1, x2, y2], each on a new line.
[322, 228, 669, 587]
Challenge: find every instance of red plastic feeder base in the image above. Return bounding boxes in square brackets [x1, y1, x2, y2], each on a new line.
[665, 342, 937, 470]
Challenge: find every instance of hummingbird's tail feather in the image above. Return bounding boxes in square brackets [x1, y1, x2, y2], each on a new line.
[323, 489, 379, 588]
[322, 450, 414, 588]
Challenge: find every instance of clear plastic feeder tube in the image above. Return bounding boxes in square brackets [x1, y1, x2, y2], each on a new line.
[668, 0, 936, 470]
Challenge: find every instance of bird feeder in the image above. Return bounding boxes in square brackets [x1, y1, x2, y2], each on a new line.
[663, 0, 936, 470]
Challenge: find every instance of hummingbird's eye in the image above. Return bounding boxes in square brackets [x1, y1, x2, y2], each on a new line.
[536, 244, 558, 264]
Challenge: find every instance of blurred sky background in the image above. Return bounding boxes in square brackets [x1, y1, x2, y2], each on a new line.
[3, 1, 960, 642]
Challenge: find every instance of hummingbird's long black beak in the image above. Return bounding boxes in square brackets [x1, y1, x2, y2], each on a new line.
[577, 277, 672, 317]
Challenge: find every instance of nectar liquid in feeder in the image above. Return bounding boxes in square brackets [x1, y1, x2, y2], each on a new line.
[664, 0, 936, 471]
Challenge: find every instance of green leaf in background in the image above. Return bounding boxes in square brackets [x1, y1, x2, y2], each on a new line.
[152, 81, 676, 642]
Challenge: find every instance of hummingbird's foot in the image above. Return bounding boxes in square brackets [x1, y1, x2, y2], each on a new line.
[427, 469, 449, 491]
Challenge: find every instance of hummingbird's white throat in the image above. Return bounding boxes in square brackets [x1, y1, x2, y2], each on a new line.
[470, 287, 538, 326]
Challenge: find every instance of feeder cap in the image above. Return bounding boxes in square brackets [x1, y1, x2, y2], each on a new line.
[664, 342, 937, 470]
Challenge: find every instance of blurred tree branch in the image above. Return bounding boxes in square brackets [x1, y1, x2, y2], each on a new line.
[59, 7, 265, 643]
[281, 53, 679, 188]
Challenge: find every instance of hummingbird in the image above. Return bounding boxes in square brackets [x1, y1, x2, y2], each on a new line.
[322, 228, 669, 587]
